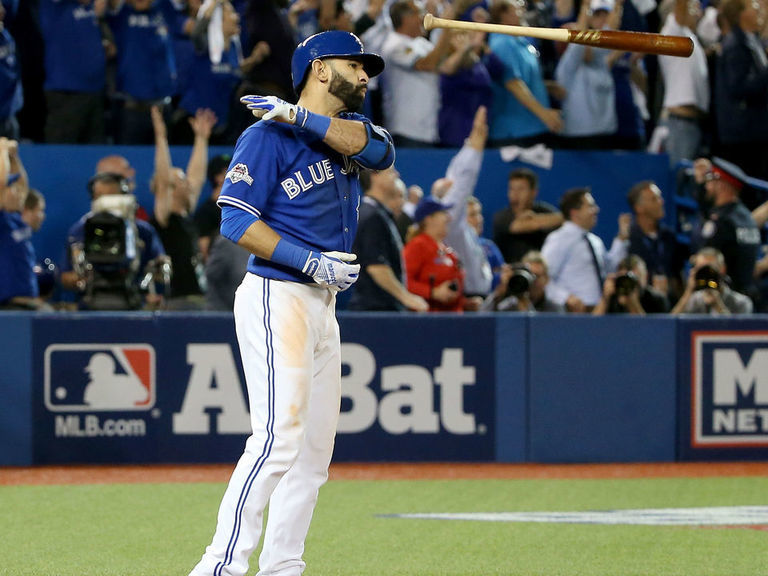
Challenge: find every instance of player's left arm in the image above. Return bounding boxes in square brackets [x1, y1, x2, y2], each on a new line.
[331, 116, 395, 171]
[240, 95, 395, 170]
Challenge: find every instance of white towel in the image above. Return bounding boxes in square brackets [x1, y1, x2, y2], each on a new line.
[629, 0, 656, 16]
[198, 0, 225, 65]
[646, 124, 668, 154]
[499, 144, 554, 170]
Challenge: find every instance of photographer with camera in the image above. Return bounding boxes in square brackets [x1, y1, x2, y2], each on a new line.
[483, 250, 564, 312]
[671, 248, 753, 314]
[60, 172, 166, 310]
[592, 254, 669, 316]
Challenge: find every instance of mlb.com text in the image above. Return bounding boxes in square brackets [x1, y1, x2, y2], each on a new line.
[55, 415, 147, 437]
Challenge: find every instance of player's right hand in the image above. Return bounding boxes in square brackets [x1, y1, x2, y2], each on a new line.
[302, 251, 361, 292]
[240, 95, 300, 124]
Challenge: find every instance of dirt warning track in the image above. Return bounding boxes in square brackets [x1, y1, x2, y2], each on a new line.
[1, 461, 767, 486]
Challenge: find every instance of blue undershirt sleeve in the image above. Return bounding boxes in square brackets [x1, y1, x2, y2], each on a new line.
[220, 205, 259, 244]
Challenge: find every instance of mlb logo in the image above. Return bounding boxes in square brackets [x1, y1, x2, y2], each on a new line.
[692, 332, 768, 448]
[44, 344, 156, 412]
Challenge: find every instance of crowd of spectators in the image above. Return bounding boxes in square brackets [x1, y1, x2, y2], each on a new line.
[0, 0, 767, 314]
[0, 0, 765, 166]
[1, 122, 768, 313]
[349, 105, 768, 315]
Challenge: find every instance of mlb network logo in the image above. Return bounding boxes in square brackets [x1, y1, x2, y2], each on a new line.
[44, 344, 156, 412]
[692, 332, 768, 448]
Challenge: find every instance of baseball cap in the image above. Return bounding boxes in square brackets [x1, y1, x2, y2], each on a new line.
[709, 157, 768, 192]
[590, 0, 614, 12]
[414, 195, 454, 223]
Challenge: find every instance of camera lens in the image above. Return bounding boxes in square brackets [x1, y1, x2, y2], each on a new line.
[506, 267, 536, 297]
[694, 265, 721, 291]
[614, 273, 638, 296]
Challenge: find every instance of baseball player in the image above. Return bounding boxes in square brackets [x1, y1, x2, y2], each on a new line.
[188, 31, 393, 576]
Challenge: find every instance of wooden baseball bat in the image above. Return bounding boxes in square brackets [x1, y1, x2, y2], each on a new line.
[423, 13, 693, 57]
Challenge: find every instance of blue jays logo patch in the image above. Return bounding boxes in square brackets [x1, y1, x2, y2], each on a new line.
[44, 344, 156, 412]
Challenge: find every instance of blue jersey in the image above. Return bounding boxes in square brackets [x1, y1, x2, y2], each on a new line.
[108, 0, 180, 100]
[0, 29, 22, 121]
[0, 210, 37, 302]
[218, 114, 374, 283]
[172, 27, 195, 101]
[179, 43, 241, 126]
[39, 0, 106, 93]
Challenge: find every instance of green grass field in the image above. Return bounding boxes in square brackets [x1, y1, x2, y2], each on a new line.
[3, 476, 768, 575]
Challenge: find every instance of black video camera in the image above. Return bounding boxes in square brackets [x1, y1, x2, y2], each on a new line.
[694, 265, 722, 291]
[84, 211, 137, 266]
[75, 195, 143, 310]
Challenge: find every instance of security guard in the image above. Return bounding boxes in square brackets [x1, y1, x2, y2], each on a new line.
[700, 157, 762, 297]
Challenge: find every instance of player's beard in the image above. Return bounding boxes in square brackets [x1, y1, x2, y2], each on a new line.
[328, 70, 366, 113]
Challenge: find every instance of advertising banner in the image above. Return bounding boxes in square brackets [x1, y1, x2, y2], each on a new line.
[31, 313, 496, 464]
[678, 319, 768, 460]
[336, 314, 497, 461]
[33, 314, 248, 464]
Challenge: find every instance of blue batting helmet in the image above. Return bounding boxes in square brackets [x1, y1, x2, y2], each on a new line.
[291, 31, 385, 94]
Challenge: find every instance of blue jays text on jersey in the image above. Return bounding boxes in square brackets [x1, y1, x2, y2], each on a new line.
[280, 158, 336, 198]
[217, 113, 373, 283]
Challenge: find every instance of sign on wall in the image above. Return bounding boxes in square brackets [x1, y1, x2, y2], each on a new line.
[31, 315, 495, 464]
[679, 323, 768, 460]
[335, 315, 497, 460]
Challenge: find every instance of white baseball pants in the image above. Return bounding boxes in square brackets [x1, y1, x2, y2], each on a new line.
[190, 274, 341, 576]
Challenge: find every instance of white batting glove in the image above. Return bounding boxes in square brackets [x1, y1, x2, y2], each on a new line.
[302, 251, 360, 292]
[240, 95, 301, 124]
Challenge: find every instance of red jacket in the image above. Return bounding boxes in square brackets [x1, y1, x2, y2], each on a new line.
[403, 233, 464, 312]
